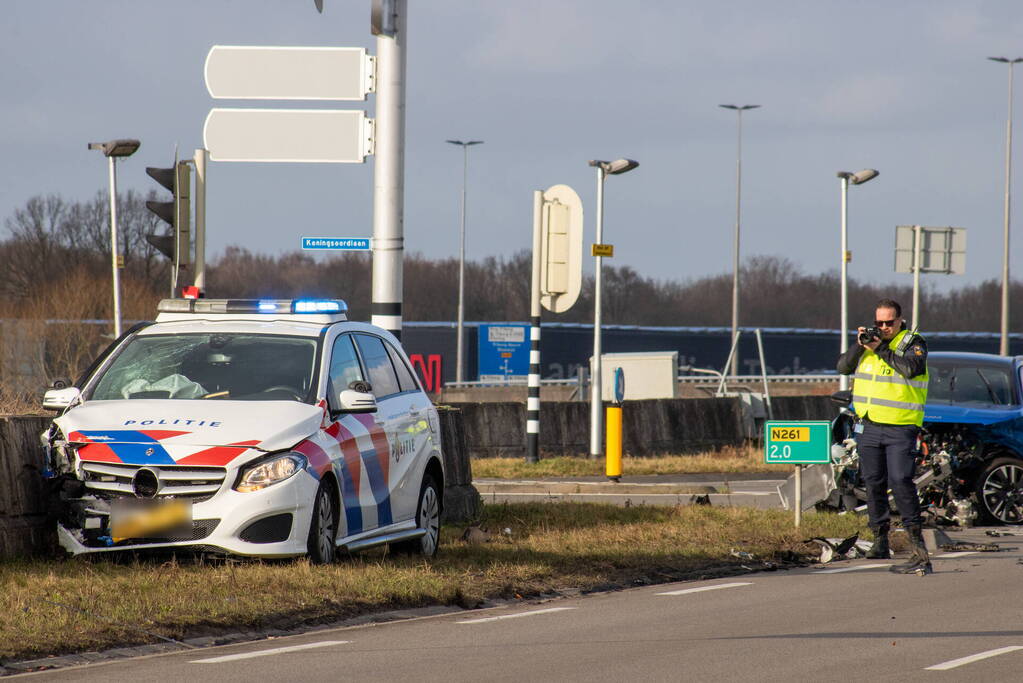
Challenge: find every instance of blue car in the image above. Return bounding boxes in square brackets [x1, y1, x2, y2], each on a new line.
[832, 351, 1023, 525]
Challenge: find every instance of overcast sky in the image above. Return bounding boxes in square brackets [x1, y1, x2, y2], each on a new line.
[4, 1, 1023, 296]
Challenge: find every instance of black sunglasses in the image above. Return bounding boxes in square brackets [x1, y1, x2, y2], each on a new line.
[875, 319, 898, 327]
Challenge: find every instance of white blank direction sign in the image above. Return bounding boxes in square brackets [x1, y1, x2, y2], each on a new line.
[204, 109, 374, 163]
[205, 46, 374, 101]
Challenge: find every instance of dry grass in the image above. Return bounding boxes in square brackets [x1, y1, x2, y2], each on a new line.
[472, 445, 792, 479]
[0, 503, 865, 663]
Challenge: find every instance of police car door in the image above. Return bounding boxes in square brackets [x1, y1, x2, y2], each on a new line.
[352, 334, 421, 526]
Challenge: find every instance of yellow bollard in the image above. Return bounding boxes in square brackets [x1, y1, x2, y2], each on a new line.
[606, 405, 622, 481]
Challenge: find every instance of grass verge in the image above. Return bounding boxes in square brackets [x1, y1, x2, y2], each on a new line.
[0, 503, 866, 664]
[472, 445, 792, 478]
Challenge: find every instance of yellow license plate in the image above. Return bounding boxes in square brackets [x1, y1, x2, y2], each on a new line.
[110, 499, 191, 541]
[770, 427, 809, 442]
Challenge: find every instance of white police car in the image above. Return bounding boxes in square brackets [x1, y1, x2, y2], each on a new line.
[41, 298, 444, 562]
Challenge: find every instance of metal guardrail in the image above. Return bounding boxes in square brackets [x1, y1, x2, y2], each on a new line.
[444, 374, 838, 389]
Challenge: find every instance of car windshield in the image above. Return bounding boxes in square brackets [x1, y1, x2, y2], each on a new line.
[89, 333, 319, 402]
[927, 360, 1018, 407]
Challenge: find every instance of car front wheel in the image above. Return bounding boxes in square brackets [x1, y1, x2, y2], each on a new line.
[392, 475, 441, 557]
[976, 456, 1023, 524]
[307, 481, 338, 563]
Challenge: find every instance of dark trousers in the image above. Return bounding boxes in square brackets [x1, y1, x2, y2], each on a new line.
[856, 421, 922, 528]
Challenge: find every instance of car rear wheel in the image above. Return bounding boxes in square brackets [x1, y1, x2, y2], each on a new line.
[976, 456, 1023, 524]
[392, 474, 440, 557]
[307, 481, 338, 563]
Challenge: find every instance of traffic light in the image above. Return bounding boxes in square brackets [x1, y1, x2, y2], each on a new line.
[145, 161, 191, 280]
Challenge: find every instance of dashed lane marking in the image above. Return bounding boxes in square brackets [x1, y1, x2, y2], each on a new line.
[934, 551, 978, 559]
[190, 640, 351, 664]
[925, 645, 1023, 671]
[457, 607, 576, 624]
[656, 582, 753, 596]
[813, 563, 891, 574]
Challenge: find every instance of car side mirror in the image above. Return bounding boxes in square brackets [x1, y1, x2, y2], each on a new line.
[43, 386, 81, 411]
[338, 388, 377, 414]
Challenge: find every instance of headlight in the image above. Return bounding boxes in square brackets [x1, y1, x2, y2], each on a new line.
[234, 453, 307, 493]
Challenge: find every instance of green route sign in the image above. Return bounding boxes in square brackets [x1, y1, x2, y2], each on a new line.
[763, 421, 831, 464]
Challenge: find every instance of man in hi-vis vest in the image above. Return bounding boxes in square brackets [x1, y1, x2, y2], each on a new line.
[837, 298, 932, 575]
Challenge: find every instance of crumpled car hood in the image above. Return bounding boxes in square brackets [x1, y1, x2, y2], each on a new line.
[55, 399, 323, 467]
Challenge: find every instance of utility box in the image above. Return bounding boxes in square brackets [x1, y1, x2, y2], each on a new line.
[594, 351, 678, 401]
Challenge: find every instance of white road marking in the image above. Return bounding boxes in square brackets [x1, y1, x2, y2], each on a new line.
[935, 551, 978, 559]
[656, 582, 753, 596]
[456, 607, 576, 624]
[925, 645, 1023, 671]
[190, 640, 351, 664]
[813, 563, 891, 574]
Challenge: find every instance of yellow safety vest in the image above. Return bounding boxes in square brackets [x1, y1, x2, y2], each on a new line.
[852, 329, 928, 426]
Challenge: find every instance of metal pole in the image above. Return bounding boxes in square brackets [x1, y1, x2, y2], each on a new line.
[1001, 62, 1016, 356]
[108, 157, 122, 338]
[730, 109, 743, 378]
[794, 465, 802, 528]
[755, 328, 772, 419]
[456, 144, 467, 383]
[371, 0, 407, 340]
[193, 149, 207, 293]
[527, 190, 543, 463]
[912, 225, 922, 331]
[839, 176, 849, 391]
[590, 166, 606, 458]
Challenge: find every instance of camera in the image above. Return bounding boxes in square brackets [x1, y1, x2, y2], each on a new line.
[858, 326, 881, 345]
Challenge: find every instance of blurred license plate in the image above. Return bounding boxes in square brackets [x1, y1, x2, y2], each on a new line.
[110, 499, 192, 541]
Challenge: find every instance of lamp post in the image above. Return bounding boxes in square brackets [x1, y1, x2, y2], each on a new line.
[446, 139, 483, 383]
[588, 158, 639, 458]
[836, 168, 879, 391]
[719, 104, 759, 377]
[88, 138, 140, 339]
[989, 57, 1023, 356]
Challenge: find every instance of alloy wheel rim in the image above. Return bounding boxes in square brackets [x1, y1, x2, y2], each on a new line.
[420, 486, 439, 555]
[982, 464, 1023, 523]
[318, 492, 335, 559]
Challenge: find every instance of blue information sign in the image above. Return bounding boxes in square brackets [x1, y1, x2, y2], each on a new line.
[301, 237, 371, 250]
[477, 324, 529, 381]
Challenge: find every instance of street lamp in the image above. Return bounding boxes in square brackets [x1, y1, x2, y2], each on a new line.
[837, 168, 879, 391]
[446, 139, 484, 383]
[719, 104, 760, 377]
[588, 158, 639, 458]
[989, 57, 1023, 356]
[88, 138, 140, 339]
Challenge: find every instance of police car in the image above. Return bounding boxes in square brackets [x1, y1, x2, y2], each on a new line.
[41, 298, 444, 562]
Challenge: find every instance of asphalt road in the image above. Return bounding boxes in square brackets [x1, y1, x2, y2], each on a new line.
[13, 527, 1023, 682]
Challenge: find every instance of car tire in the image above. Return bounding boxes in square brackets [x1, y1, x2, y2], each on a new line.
[975, 456, 1023, 525]
[392, 474, 441, 557]
[307, 481, 338, 563]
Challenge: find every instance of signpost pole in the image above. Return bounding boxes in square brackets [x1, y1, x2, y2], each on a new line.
[193, 148, 207, 293]
[371, 0, 407, 340]
[912, 225, 922, 331]
[527, 191, 543, 463]
[794, 465, 802, 528]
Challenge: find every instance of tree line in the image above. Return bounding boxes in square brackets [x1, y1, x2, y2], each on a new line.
[3, 192, 1021, 332]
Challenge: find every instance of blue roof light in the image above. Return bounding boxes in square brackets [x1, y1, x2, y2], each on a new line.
[293, 299, 347, 314]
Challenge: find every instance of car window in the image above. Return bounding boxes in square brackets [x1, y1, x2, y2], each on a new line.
[927, 361, 1017, 406]
[354, 334, 401, 399]
[328, 334, 365, 407]
[89, 333, 319, 402]
[386, 342, 420, 393]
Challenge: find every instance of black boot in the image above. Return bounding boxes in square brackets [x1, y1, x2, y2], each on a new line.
[866, 524, 891, 559]
[889, 525, 932, 575]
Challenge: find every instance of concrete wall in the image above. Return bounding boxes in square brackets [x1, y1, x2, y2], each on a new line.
[449, 395, 836, 459]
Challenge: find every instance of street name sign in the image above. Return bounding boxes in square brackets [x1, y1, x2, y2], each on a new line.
[591, 244, 614, 257]
[763, 421, 831, 464]
[302, 237, 371, 251]
[204, 109, 374, 163]
[205, 46, 375, 101]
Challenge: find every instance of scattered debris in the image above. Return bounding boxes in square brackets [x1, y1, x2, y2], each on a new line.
[460, 526, 493, 545]
[690, 494, 711, 506]
[805, 534, 862, 563]
[730, 548, 755, 561]
[986, 530, 1017, 537]
[939, 542, 1004, 552]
